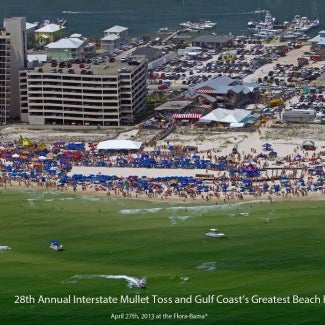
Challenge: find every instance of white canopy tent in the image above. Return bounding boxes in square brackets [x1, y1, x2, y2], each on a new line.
[199, 108, 251, 126]
[96, 140, 143, 150]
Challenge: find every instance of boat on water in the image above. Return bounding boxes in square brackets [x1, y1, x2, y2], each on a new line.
[57, 17, 67, 26]
[250, 10, 275, 30]
[62, 10, 79, 14]
[50, 239, 64, 251]
[205, 229, 226, 238]
[179, 19, 216, 30]
[248, 9, 320, 40]
[291, 15, 319, 32]
[39, 18, 67, 28]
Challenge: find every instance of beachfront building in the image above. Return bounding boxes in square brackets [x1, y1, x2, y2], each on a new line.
[0, 28, 11, 124]
[308, 30, 325, 60]
[101, 34, 120, 52]
[309, 30, 325, 49]
[34, 23, 65, 47]
[0, 17, 27, 124]
[281, 110, 315, 123]
[101, 25, 128, 52]
[19, 55, 147, 126]
[132, 46, 163, 62]
[189, 76, 259, 109]
[46, 34, 96, 61]
[192, 34, 233, 50]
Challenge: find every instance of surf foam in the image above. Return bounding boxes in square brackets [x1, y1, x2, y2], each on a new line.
[197, 262, 217, 271]
[71, 274, 146, 288]
[0, 245, 12, 251]
[120, 208, 162, 215]
[168, 215, 191, 225]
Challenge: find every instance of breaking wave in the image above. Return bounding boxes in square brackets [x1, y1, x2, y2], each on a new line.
[120, 208, 162, 215]
[168, 215, 191, 225]
[70, 274, 146, 288]
[197, 262, 217, 271]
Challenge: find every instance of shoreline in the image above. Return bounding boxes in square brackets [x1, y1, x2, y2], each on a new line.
[3, 181, 325, 206]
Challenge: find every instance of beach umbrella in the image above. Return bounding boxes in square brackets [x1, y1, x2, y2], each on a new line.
[242, 179, 252, 184]
[268, 151, 277, 157]
[262, 143, 272, 151]
[280, 176, 288, 183]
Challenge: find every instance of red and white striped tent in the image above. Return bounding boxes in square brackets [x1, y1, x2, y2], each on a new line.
[196, 87, 217, 94]
[172, 113, 202, 119]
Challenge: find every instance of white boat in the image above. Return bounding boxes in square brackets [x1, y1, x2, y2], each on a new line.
[50, 240, 64, 251]
[137, 278, 146, 289]
[200, 20, 217, 28]
[57, 18, 67, 26]
[311, 17, 320, 27]
[290, 14, 320, 32]
[179, 20, 216, 30]
[254, 9, 266, 14]
[205, 228, 225, 238]
[180, 21, 193, 28]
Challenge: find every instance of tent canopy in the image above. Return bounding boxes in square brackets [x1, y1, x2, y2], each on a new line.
[97, 139, 142, 150]
[199, 108, 251, 125]
[302, 140, 315, 146]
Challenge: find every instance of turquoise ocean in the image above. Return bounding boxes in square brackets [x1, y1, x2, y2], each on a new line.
[0, 0, 323, 38]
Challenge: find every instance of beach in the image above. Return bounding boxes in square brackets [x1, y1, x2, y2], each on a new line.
[1, 43, 325, 204]
[3, 117, 325, 205]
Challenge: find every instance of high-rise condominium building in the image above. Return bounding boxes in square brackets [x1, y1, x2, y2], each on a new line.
[0, 17, 27, 123]
[19, 56, 147, 126]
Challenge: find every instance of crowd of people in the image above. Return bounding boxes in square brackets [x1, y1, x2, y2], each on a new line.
[1, 138, 325, 203]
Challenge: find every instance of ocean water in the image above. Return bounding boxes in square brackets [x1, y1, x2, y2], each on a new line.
[0, 0, 323, 37]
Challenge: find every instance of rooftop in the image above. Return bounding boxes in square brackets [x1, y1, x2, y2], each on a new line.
[27, 55, 146, 76]
[192, 34, 233, 43]
[154, 100, 193, 111]
[46, 37, 85, 49]
[104, 25, 128, 33]
[35, 23, 65, 33]
[101, 34, 120, 41]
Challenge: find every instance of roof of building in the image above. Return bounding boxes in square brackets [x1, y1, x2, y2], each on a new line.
[199, 108, 251, 124]
[26, 22, 38, 31]
[28, 55, 146, 76]
[192, 34, 233, 44]
[46, 37, 85, 49]
[308, 30, 325, 44]
[70, 33, 82, 38]
[101, 34, 120, 41]
[192, 76, 237, 94]
[104, 25, 128, 33]
[27, 53, 48, 63]
[191, 76, 258, 95]
[35, 23, 65, 33]
[132, 46, 163, 58]
[154, 100, 193, 111]
[302, 139, 316, 146]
